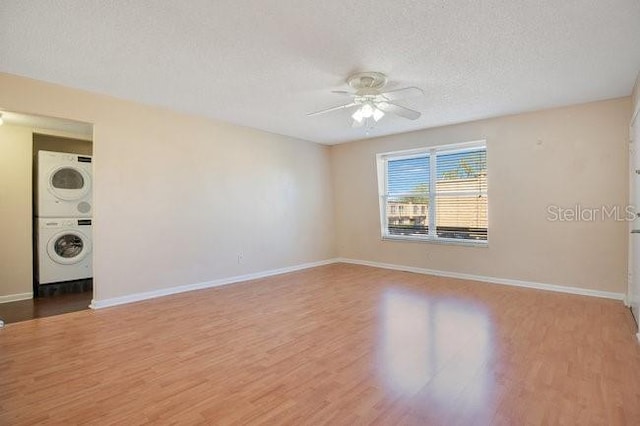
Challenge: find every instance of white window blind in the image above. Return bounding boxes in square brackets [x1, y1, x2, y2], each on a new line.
[378, 141, 487, 244]
[386, 154, 430, 236]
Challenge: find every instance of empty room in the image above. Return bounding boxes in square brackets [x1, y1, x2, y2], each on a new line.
[1, 1, 640, 424]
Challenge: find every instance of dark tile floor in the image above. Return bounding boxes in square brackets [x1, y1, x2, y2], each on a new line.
[36, 278, 93, 297]
[0, 281, 92, 324]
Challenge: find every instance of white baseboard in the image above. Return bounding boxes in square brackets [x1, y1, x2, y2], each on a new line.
[90, 258, 339, 309]
[89, 256, 626, 310]
[337, 257, 626, 301]
[0, 292, 33, 304]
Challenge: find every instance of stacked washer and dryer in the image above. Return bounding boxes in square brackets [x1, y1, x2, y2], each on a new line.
[35, 151, 93, 286]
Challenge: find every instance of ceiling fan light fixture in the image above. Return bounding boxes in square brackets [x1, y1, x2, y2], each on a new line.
[352, 108, 364, 123]
[360, 103, 374, 118]
[352, 103, 385, 124]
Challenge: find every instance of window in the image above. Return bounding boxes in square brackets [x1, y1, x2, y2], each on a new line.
[377, 141, 487, 245]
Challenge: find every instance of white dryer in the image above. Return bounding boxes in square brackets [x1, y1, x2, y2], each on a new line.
[36, 218, 93, 284]
[37, 150, 93, 218]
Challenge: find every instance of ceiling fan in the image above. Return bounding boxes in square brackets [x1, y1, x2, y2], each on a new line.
[307, 72, 424, 128]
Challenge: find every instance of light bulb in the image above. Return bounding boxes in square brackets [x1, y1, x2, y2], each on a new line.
[352, 108, 364, 123]
[360, 103, 374, 118]
[373, 108, 384, 122]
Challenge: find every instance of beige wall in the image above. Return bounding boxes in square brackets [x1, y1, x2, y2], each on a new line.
[0, 124, 33, 298]
[0, 73, 335, 302]
[0, 71, 630, 301]
[331, 98, 631, 293]
[633, 71, 640, 117]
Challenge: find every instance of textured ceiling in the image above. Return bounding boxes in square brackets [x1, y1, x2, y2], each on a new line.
[1, 0, 639, 144]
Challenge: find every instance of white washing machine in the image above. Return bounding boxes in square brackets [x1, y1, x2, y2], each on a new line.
[37, 218, 93, 284]
[36, 150, 93, 218]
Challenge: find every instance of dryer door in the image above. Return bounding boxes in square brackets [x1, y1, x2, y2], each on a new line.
[47, 231, 92, 265]
[48, 166, 91, 201]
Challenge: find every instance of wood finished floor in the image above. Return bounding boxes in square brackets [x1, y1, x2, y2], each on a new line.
[1, 263, 639, 425]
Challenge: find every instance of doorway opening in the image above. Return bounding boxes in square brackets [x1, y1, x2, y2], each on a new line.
[0, 110, 94, 325]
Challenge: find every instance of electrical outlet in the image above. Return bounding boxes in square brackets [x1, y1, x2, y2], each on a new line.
[237, 252, 244, 264]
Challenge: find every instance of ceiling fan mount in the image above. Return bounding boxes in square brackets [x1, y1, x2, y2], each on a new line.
[347, 71, 388, 92]
[307, 71, 424, 128]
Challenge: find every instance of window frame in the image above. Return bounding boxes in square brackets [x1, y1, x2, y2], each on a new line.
[376, 140, 488, 247]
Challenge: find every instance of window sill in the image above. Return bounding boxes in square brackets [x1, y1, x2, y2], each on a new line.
[382, 234, 489, 247]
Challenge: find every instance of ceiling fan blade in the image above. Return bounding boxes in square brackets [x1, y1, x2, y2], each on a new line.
[380, 86, 424, 101]
[331, 90, 353, 96]
[377, 102, 421, 120]
[307, 102, 357, 117]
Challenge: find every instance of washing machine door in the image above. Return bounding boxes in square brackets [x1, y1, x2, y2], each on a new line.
[48, 165, 91, 201]
[47, 230, 92, 265]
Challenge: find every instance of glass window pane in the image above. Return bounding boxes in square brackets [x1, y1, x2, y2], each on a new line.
[435, 194, 487, 240]
[386, 199, 429, 236]
[436, 149, 487, 193]
[387, 156, 430, 199]
[386, 155, 430, 236]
